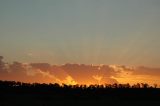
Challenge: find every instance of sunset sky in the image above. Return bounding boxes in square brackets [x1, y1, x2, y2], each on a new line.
[0, 0, 160, 85]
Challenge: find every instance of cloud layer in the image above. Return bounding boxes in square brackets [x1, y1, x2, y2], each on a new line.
[0, 56, 160, 85]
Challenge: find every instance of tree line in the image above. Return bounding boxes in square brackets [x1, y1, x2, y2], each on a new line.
[0, 80, 158, 89]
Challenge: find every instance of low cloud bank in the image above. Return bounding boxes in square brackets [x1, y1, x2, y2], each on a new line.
[0, 56, 160, 85]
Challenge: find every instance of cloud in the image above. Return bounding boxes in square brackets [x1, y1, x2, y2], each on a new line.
[133, 66, 160, 76]
[0, 60, 118, 84]
[0, 56, 160, 85]
[0, 56, 7, 73]
[60, 64, 118, 84]
[110, 65, 160, 85]
[30, 63, 51, 71]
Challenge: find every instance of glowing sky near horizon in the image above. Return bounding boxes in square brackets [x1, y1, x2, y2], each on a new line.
[0, 0, 160, 67]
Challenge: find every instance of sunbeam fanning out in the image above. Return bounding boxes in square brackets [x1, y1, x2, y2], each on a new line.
[92, 75, 103, 85]
[0, 0, 160, 88]
[1, 1, 160, 105]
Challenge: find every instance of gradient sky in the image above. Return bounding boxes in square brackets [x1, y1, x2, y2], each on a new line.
[0, 0, 160, 67]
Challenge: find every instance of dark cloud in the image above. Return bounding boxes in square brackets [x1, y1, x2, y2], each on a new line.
[59, 64, 118, 84]
[9, 62, 26, 73]
[0, 58, 118, 84]
[133, 66, 160, 76]
[30, 63, 51, 71]
[0, 56, 160, 85]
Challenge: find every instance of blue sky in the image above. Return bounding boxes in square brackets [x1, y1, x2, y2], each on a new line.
[0, 0, 160, 67]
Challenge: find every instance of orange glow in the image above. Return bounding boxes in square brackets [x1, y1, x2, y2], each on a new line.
[0, 58, 160, 86]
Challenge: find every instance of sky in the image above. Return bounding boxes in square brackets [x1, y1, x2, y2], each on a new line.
[0, 0, 160, 67]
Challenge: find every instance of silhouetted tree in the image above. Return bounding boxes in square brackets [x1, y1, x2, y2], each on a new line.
[154, 84, 158, 88]
[141, 83, 149, 88]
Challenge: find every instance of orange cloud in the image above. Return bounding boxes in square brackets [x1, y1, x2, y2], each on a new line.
[0, 56, 160, 86]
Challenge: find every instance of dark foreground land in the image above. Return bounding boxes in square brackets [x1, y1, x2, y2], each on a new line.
[0, 80, 160, 106]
